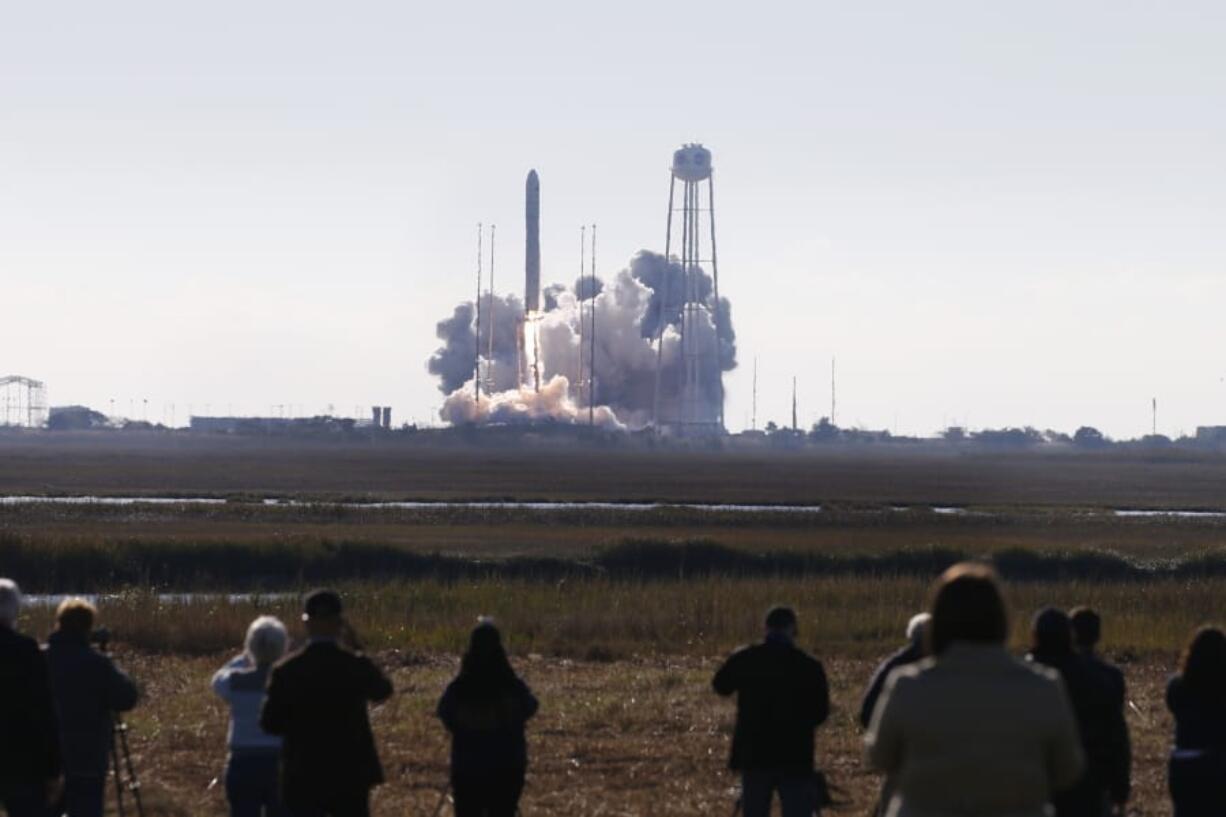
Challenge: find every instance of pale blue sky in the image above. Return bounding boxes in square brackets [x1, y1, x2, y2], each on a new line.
[2, 1, 1223, 436]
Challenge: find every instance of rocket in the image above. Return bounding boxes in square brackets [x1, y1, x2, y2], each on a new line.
[525, 169, 540, 313]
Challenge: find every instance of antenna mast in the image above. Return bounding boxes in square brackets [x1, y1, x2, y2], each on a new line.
[589, 224, 597, 426]
[486, 225, 496, 392]
[578, 225, 587, 404]
[792, 376, 798, 432]
[752, 356, 758, 431]
[473, 223, 483, 401]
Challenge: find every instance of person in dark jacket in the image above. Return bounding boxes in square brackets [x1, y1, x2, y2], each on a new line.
[437, 620, 538, 817]
[713, 606, 830, 817]
[45, 597, 140, 817]
[260, 590, 393, 817]
[1026, 607, 1128, 817]
[1166, 626, 1226, 817]
[859, 612, 931, 729]
[1071, 606, 1131, 813]
[0, 579, 61, 817]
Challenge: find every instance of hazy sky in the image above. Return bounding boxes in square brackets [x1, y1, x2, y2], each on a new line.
[2, 1, 1223, 437]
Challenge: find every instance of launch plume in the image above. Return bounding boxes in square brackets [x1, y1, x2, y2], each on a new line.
[429, 251, 736, 429]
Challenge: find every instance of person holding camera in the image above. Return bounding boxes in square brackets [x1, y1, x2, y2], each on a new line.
[260, 590, 393, 817]
[45, 598, 140, 817]
[0, 579, 61, 817]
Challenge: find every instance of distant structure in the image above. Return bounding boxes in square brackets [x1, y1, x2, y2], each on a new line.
[0, 375, 48, 428]
[652, 143, 724, 434]
[519, 170, 542, 392]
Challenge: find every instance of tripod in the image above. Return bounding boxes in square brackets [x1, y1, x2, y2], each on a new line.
[94, 630, 144, 817]
[108, 711, 144, 817]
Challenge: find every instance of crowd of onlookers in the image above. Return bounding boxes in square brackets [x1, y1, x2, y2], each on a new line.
[1, 565, 1224, 817]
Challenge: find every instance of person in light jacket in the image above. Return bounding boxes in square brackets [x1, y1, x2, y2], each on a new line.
[212, 616, 289, 817]
[865, 563, 1084, 817]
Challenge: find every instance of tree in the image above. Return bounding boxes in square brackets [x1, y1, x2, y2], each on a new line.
[1073, 426, 1108, 448]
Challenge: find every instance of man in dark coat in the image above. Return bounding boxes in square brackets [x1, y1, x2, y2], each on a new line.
[1027, 608, 1130, 817]
[0, 579, 61, 817]
[859, 612, 931, 729]
[45, 598, 140, 817]
[1071, 606, 1131, 814]
[713, 606, 830, 817]
[261, 590, 393, 817]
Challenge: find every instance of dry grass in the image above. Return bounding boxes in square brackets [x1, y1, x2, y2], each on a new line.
[105, 648, 1180, 817]
[3, 431, 1226, 508]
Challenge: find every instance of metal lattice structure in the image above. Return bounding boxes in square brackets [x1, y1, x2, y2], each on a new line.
[652, 144, 725, 434]
[0, 375, 48, 428]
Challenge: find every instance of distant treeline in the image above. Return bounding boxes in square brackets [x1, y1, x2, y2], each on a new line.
[5, 532, 1226, 592]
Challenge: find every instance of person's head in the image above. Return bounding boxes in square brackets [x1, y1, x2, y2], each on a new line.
[55, 597, 97, 638]
[460, 618, 514, 681]
[244, 615, 288, 667]
[1070, 607, 1101, 652]
[929, 562, 1009, 656]
[302, 589, 343, 639]
[764, 606, 798, 641]
[1180, 626, 1226, 696]
[906, 612, 932, 651]
[0, 579, 21, 629]
[1031, 607, 1073, 656]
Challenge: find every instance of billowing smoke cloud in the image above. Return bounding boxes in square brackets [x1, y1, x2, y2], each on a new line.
[428, 251, 736, 430]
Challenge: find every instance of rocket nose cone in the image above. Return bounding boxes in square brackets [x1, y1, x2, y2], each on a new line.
[527, 169, 539, 186]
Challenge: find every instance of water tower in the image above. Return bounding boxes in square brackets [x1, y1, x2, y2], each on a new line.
[652, 144, 724, 433]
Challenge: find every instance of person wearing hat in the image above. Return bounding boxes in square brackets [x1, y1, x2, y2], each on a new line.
[260, 590, 393, 817]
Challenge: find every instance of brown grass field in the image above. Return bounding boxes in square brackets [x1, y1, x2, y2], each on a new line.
[5, 434, 1226, 814]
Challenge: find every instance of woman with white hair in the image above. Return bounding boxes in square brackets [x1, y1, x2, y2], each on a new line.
[212, 616, 289, 817]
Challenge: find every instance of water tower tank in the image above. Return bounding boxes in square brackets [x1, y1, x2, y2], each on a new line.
[671, 144, 712, 182]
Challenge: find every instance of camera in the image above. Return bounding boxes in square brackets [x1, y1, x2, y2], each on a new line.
[89, 627, 111, 649]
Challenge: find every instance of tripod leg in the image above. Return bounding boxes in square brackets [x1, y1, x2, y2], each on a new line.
[110, 722, 127, 817]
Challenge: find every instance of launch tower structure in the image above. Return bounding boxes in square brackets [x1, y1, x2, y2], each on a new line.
[652, 144, 724, 434]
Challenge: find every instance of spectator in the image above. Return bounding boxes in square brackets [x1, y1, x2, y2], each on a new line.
[437, 620, 538, 817]
[212, 616, 290, 817]
[1166, 626, 1226, 816]
[865, 563, 1084, 817]
[1027, 608, 1128, 817]
[260, 590, 393, 817]
[0, 579, 61, 817]
[859, 613, 931, 729]
[1070, 607, 1132, 813]
[713, 606, 830, 817]
[45, 598, 140, 817]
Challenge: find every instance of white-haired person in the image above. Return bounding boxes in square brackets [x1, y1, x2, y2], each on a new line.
[212, 616, 290, 817]
[0, 579, 61, 817]
[859, 613, 932, 729]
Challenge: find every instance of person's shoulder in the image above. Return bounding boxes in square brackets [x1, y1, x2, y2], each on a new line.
[269, 645, 311, 676]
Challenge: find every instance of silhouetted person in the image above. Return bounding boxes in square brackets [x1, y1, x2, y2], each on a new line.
[45, 598, 139, 817]
[0, 579, 61, 817]
[1071, 606, 1131, 813]
[213, 616, 290, 817]
[860, 613, 931, 729]
[1027, 607, 1128, 817]
[1166, 626, 1226, 816]
[261, 590, 393, 817]
[866, 563, 1084, 817]
[713, 606, 830, 817]
[437, 621, 538, 817]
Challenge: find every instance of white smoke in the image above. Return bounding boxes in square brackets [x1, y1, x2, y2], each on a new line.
[429, 251, 736, 429]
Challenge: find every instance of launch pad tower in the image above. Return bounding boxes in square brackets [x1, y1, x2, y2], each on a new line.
[652, 144, 724, 434]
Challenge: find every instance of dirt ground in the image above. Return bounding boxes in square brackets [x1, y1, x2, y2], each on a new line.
[120, 649, 1176, 817]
